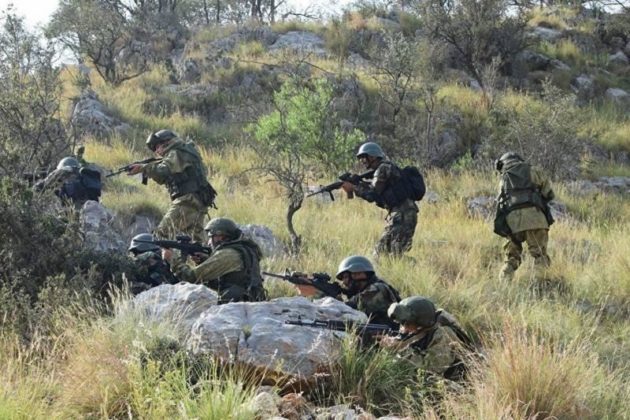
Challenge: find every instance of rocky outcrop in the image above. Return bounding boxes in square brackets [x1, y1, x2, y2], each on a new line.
[187, 296, 367, 380]
[567, 177, 630, 195]
[81, 201, 126, 252]
[239, 224, 286, 258]
[269, 31, 328, 57]
[71, 90, 131, 140]
[605, 88, 630, 106]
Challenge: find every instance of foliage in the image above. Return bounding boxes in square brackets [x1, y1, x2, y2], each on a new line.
[419, 0, 528, 89]
[482, 81, 583, 179]
[0, 8, 69, 176]
[249, 77, 364, 253]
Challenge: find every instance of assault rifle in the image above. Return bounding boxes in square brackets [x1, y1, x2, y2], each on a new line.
[285, 318, 398, 338]
[136, 235, 211, 257]
[306, 170, 375, 201]
[262, 271, 345, 298]
[106, 157, 162, 185]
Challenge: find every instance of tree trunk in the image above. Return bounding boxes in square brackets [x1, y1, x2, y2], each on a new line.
[286, 194, 303, 255]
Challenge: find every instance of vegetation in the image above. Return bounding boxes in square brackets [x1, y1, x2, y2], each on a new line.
[0, 0, 629, 418]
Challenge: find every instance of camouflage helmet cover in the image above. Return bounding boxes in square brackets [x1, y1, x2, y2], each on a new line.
[146, 129, 177, 151]
[128, 233, 159, 253]
[204, 217, 241, 239]
[356, 142, 385, 159]
[495, 151, 524, 171]
[387, 296, 436, 327]
[57, 156, 80, 170]
[335, 255, 375, 279]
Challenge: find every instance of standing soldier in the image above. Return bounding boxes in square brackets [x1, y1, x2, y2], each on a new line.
[494, 152, 555, 281]
[35, 155, 102, 209]
[128, 233, 178, 295]
[127, 129, 216, 242]
[163, 217, 266, 304]
[342, 142, 419, 256]
[382, 296, 471, 380]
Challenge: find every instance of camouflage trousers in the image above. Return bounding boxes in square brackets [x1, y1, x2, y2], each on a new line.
[376, 207, 418, 256]
[154, 193, 208, 242]
[500, 228, 550, 281]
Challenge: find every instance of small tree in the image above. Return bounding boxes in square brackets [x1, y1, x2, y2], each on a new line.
[0, 8, 69, 176]
[250, 78, 364, 254]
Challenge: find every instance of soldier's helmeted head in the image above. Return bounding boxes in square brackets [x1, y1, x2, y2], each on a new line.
[146, 129, 177, 152]
[388, 296, 437, 328]
[128, 233, 160, 255]
[57, 156, 80, 171]
[205, 217, 241, 247]
[495, 151, 524, 172]
[356, 142, 385, 159]
[336, 255, 375, 294]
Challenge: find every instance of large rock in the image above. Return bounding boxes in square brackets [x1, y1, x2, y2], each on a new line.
[516, 49, 552, 72]
[570, 74, 595, 102]
[177, 58, 201, 83]
[270, 31, 327, 57]
[605, 88, 630, 106]
[567, 177, 630, 195]
[133, 283, 219, 337]
[71, 90, 130, 139]
[466, 196, 495, 220]
[81, 201, 126, 252]
[429, 130, 465, 167]
[608, 51, 629, 66]
[239, 224, 286, 259]
[187, 296, 368, 380]
[528, 27, 563, 42]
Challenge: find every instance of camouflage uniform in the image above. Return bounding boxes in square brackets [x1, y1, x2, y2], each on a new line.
[355, 161, 418, 256]
[142, 138, 211, 242]
[498, 158, 554, 281]
[345, 276, 400, 327]
[171, 238, 266, 303]
[130, 251, 177, 295]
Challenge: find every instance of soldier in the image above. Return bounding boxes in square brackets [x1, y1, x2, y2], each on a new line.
[294, 255, 401, 327]
[381, 296, 471, 380]
[128, 233, 178, 295]
[494, 152, 555, 281]
[35, 155, 102, 209]
[127, 129, 217, 242]
[163, 217, 266, 304]
[342, 142, 419, 256]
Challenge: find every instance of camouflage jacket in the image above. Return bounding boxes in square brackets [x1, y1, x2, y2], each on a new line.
[499, 162, 554, 233]
[345, 276, 401, 326]
[354, 160, 418, 213]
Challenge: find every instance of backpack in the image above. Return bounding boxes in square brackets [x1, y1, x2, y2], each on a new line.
[401, 166, 426, 202]
[79, 167, 102, 201]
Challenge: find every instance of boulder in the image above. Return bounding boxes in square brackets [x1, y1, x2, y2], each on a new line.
[239, 224, 286, 259]
[570, 74, 595, 102]
[516, 49, 552, 72]
[423, 191, 440, 205]
[608, 51, 629, 66]
[133, 282, 219, 337]
[71, 90, 130, 140]
[605, 88, 630, 106]
[187, 296, 368, 381]
[81, 201, 126, 252]
[567, 177, 630, 195]
[270, 31, 328, 57]
[466, 196, 495, 220]
[177, 58, 201, 83]
[528, 27, 562, 42]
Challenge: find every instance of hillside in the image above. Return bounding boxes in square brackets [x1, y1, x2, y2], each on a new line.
[0, 1, 629, 419]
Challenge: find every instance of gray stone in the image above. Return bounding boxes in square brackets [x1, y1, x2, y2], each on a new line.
[529, 27, 562, 42]
[550, 59, 571, 71]
[270, 31, 327, 57]
[178, 58, 201, 83]
[516, 49, 551, 72]
[71, 90, 129, 140]
[347, 53, 369, 68]
[570, 74, 595, 102]
[252, 391, 281, 418]
[605, 88, 630, 106]
[239, 224, 286, 259]
[133, 283, 219, 338]
[186, 297, 368, 380]
[567, 177, 630, 195]
[81, 201, 126, 252]
[608, 51, 629, 66]
[423, 191, 439, 204]
[466, 196, 495, 220]
[548, 200, 569, 221]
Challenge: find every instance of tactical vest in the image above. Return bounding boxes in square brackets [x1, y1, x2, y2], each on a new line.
[348, 276, 401, 327]
[166, 142, 208, 200]
[500, 162, 545, 212]
[214, 239, 264, 299]
[408, 323, 468, 380]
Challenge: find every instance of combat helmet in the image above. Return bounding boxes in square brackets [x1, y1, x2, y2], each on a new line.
[335, 255, 375, 279]
[356, 142, 385, 159]
[57, 156, 80, 170]
[146, 129, 177, 151]
[205, 217, 241, 239]
[495, 151, 524, 171]
[128, 233, 159, 254]
[387, 296, 437, 327]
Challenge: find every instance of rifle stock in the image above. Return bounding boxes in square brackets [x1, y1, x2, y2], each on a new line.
[262, 271, 344, 297]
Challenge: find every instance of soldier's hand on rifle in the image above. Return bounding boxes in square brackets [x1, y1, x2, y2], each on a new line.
[127, 164, 144, 175]
[161, 248, 174, 264]
[341, 181, 355, 195]
[191, 252, 208, 265]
